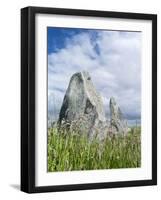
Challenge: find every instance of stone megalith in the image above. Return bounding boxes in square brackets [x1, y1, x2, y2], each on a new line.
[58, 71, 108, 139]
[109, 97, 128, 135]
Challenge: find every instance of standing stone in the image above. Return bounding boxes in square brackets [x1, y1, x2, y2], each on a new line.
[109, 97, 128, 135]
[58, 71, 107, 139]
[57, 71, 128, 139]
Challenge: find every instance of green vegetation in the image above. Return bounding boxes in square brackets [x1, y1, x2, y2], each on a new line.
[48, 127, 141, 172]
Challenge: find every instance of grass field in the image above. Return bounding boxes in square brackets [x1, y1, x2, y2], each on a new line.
[47, 127, 141, 172]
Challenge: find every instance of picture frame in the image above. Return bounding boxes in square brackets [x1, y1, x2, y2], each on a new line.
[21, 6, 157, 193]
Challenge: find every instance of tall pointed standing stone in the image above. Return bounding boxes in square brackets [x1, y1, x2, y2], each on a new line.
[109, 97, 128, 135]
[58, 71, 108, 139]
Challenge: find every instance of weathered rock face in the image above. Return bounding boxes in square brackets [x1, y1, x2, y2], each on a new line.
[58, 71, 128, 139]
[58, 71, 107, 139]
[109, 97, 128, 135]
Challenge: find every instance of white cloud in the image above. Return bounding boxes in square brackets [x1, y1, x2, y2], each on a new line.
[48, 30, 141, 124]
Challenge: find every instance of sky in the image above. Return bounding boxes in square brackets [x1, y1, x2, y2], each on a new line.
[48, 27, 141, 126]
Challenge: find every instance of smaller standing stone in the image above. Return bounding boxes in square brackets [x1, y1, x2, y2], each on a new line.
[109, 97, 128, 135]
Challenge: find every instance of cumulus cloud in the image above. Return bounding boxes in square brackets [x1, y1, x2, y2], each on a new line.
[48, 29, 141, 125]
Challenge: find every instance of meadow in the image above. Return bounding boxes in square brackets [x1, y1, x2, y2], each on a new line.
[48, 126, 141, 172]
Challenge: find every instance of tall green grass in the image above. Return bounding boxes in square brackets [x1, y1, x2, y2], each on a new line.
[48, 127, 141, 172]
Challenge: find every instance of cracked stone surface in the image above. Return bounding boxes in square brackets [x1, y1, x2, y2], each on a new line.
[58, 71, 128, 139]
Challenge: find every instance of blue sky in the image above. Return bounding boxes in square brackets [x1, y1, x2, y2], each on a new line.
[48, 27, 86, 54]
[48, 27, 141, 126]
